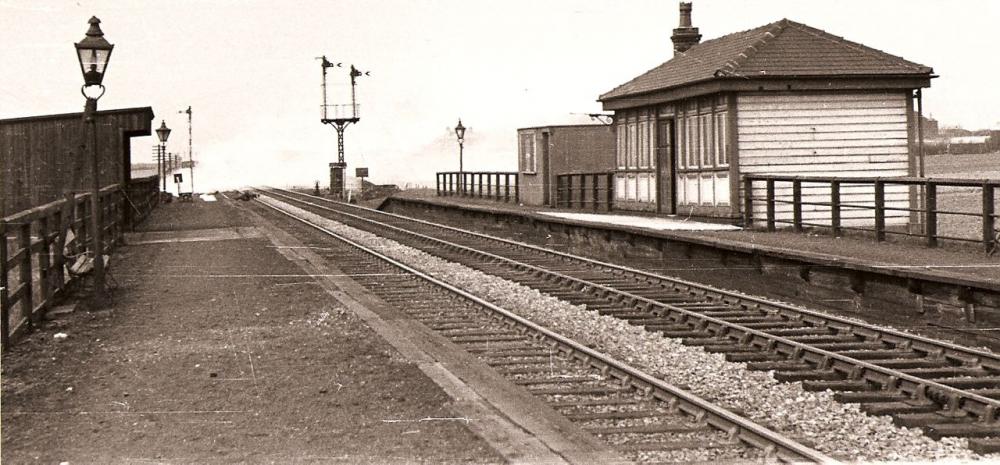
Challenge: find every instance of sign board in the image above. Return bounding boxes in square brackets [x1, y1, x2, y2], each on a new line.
[355, 167, 369, 178]
[174, 173, 183, 184]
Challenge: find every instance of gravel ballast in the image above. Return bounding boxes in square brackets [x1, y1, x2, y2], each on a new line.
[260, 195, 994, 462]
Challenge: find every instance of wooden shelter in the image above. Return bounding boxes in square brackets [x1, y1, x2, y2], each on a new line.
[599, 3, 934, 221]
[0, 107, 154, 215]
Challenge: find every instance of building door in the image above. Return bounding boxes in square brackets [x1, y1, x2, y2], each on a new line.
[541, 131, 551, 206]
[656, 119, 676, 214]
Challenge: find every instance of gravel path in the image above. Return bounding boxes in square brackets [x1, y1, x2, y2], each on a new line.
[260, 195, 996, 462]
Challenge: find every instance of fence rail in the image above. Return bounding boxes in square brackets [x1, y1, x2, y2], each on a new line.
[743, 174, 1000, 253]
[556, 172, 615, 211]
[1, 178, 159, 351]
[436, 171, 519, 203]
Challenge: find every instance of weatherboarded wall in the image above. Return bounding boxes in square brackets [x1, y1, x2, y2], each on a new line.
[738, 92, 911, 226]
[0, 107, 153, 216]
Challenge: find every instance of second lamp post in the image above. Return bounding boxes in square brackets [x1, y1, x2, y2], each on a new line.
[455, 119, 465, 195]
[156, 120, 171, 194]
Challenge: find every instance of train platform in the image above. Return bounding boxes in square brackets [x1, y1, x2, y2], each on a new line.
[2, 196, 621, 464]
[382, 191, 1000, 348]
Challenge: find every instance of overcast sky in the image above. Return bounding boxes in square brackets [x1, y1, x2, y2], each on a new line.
[2, 0, 998, 190]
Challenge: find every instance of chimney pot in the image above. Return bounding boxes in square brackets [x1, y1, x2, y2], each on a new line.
[671, 1, 702, 56]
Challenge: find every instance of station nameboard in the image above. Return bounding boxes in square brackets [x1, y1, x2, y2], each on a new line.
[355, 168, 369, 178]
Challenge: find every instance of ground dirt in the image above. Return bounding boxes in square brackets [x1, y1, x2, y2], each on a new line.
[1, 197, 503, 464]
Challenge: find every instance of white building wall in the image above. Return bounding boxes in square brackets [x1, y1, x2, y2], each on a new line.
[737, 92, 911, 227]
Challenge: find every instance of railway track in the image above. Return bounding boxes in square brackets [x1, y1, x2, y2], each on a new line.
[259, 187, 1000, 454]
[254, 195, 836, 464]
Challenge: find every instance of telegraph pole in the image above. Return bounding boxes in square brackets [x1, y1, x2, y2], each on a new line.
[179, 106, 193, 194]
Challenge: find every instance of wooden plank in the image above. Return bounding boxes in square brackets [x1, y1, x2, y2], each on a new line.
[741, 163, 910, 174]
[740, 138, 908, 151]
[738, 107, 908, 119]
[740, 114, 907, 127]
[738, 122, 906, 135]
[18, 221, 32, 330]
[738, 99, 907, 112]
[741, 154, 908, 167]
[737, 92, 905, 104]
[36, 213, 50, 324]
[740, 145, 909, 157]
[738, 130, 909, 142]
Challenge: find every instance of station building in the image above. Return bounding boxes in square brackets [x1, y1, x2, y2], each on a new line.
[517, 124, 615, 206]
[598, 3, 934, 221]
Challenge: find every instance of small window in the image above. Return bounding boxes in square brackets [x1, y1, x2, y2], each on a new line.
[520, 133, 535, 173]
[715, 112, 728, 166]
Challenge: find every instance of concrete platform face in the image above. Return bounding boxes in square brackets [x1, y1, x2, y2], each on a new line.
[0, 199, 507, 464]
[538, 211, 741, 232]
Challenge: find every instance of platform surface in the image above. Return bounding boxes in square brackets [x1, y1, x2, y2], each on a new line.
[0, 197, 510, 464]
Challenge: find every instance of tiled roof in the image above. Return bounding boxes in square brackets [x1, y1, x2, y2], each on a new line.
[600, 19, 932, 101]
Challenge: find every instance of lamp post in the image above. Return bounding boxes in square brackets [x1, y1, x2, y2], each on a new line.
[75, 16, 113, 307]
[155, 120, 171, 194]
[455, 119, 465, 195]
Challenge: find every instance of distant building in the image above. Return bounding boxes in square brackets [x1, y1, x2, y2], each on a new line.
[598, 3, 934, 221]
[517, 124, 615, 206]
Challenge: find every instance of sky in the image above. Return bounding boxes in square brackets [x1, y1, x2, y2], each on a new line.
[2, 0, 998, 191]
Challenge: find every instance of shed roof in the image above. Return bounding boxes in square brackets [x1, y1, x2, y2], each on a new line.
[600, 19, 933, 101]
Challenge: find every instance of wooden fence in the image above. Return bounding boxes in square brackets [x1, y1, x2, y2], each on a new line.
[1, 177, 159, 351]
[556, 172, 615, 211]
[743, 175, 1000, 252]
[436, 171, 519, 203]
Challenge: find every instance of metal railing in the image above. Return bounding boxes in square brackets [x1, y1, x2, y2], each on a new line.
[436, 171, 519, 203]
[1, 178, 160, 351]
[743, 174, 1000, 253]
[556, 172, 615, 211]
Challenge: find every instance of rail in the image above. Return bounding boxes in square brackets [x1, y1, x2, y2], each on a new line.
[0, 177, 159, 351]
[436, 171, 519, 203]
[743, 174, 1000, 253]
[555, 171, 614, 211]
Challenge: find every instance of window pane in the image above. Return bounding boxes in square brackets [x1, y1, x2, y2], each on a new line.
[716, 113, 728, 166]
[677, 119, 685, 169]
[701, 114, 712, 167]
[638, 120, 649, 168]
[615, 174, 627, 200]
[616, 124, 625, 168]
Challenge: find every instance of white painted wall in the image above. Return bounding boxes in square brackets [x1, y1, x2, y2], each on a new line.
[737, 92, 911, 227]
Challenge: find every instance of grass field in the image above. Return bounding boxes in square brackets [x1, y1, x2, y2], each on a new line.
[923, 152, 1000, 245]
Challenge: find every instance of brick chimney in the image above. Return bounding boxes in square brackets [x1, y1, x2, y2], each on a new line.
[671, 2, 701, 55]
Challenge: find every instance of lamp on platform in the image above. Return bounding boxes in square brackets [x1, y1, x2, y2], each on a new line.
[75, 16, 113, 307]
[455, 119, 465, 194]
[155, 120, 171, 193]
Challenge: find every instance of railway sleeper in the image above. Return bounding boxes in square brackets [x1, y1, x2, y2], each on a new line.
[725, 352, 787, 363]
[834, 349, 925, 360]
[617, 439, 740, 452]
[810, 342, 890, 352]
[530, 385, 633, 396]
[766, 327, 836, 337]
[549, 398, 642, 408]
[449, 334, 531, 343]
[969, 438, 1000, 455]
[928, 376, 1000, 389]
[566, 410, 673, 421]
[696, 310, 760, 318]
[680, 336, 733, 346]
[898, 367, 992, 379]
[585, 422, 712, 435]
[782, 334, 864, 344]
[966, 388, 1000, 400]
[893, 411, 977, 430]
[658, 330, 715, 339]
[834, 391, 910, 403]
[702, 344, 758, 354]
[746, 360, 813, 371]
[496, 365, 565, 375]
[800, 379, 873, 392]
[484, 357, 556, 366]
[773, 369, 843, 382]
[865, 358, 952, 369]
[860, 400, 941, 416]
[515, 376, 600, 386]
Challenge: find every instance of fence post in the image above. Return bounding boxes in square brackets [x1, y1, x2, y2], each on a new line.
[1, 219, 9, 351]
[926, 182, 937, 247]
[36, 214, 50, 325]
[436, 173, 441, 196]
[765, 179, 776, 232]
[504, 174, 511, 202]
[18, 221, 33, 331]
[742, 176, 753, 227]
[607, 173, 615, 212]
[792, 179, 802, 232]
[985, 184, 995, 253]
[831, 181, 841, 237]
[874, 180, 885, 242]
[478, 174, 483, 198]
[592, 174, 599, 212]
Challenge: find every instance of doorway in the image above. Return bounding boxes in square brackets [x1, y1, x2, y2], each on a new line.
[656, 119, 676, 214]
